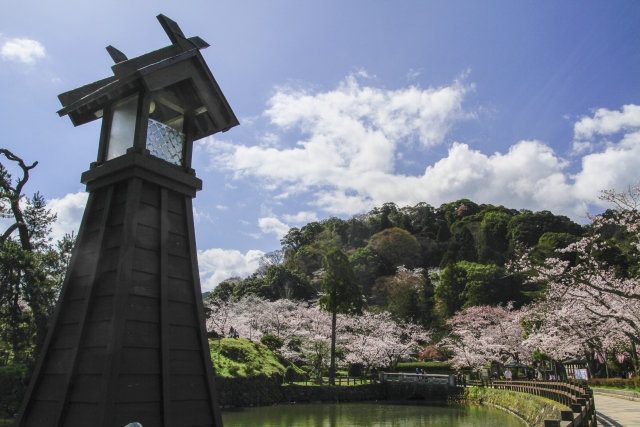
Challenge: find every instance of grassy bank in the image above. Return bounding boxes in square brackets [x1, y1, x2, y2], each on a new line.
[208, 338, 289, 377]
[459, 387, 566, 427]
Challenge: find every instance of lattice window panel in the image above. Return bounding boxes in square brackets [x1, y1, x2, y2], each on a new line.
[146, 118, 185, 166]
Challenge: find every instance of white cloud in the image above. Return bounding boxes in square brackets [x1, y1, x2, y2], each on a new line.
[201, 73, 470, 207]
[258, 217, 290, 239]
[407, 68, 422, 80]
[260, 132, 280, 147]
[193, 207, 212, 222]
[197, 248, 264, 290]
[202, 73, 640, 220]
[1, 38, 45, 63]
[47, 191, 88, 242]
[282, 211, 318, 223]
[574, 105, 640, 140]
[216, 205, 228, 211]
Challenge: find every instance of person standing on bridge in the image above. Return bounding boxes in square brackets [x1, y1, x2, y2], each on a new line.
[505, 368, 513, 381]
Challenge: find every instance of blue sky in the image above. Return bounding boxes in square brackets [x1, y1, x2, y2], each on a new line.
[2, 1, 640, 289]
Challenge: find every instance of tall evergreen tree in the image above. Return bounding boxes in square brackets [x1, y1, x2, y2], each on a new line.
[319, 248, 362, 385]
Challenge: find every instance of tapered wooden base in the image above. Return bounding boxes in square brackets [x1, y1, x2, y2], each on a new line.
[16, 159, 221, 427]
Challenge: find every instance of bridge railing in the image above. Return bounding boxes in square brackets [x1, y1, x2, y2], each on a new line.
[378, 372, 456, 386]
[492, 380, 597, 427]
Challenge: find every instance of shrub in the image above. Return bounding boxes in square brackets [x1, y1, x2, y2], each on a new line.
[585, 377, 640, 390]
[348, 363, 363, 377]
[260, 334, 283, 352]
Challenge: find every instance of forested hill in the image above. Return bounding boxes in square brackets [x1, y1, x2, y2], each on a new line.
[212, 199, 585, 329]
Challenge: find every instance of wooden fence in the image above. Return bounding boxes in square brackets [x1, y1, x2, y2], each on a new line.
[492, 380, 597, 427]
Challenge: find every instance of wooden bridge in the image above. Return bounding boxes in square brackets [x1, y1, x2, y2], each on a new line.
[378, 372, 456, 386]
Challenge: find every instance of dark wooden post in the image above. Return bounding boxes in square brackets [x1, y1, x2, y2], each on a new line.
[15, 14, 238, 427]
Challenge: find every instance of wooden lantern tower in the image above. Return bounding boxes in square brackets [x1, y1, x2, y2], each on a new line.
[15, 15, 238, 427]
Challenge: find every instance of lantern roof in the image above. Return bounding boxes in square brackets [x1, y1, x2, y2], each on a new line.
[57, 14, 239, 141]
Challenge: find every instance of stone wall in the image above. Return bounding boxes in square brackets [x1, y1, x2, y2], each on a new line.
[214, 375, 456, 408]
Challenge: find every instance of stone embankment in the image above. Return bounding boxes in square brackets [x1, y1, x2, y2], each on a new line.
[457, 387, 566, 427]
[214, 376, 456, 408]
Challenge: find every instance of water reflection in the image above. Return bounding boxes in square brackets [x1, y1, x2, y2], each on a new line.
[222, 401, 524, 427]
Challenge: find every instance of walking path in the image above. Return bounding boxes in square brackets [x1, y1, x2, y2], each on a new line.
[594, 394, 640, 427]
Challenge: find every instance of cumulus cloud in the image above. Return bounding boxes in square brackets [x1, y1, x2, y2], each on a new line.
[198, 248, 264, 290]
[282, 211, 318, 224]
[48, 191, 88, 242]
[574, 105, 640, 140]
[1, 38, 45, 63]
[202, 72, 640, 220]
[258, 217, 290, 239]
[201, 73, 470, 207]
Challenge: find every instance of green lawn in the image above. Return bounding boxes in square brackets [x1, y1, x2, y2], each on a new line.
[208, 338, 290, 377]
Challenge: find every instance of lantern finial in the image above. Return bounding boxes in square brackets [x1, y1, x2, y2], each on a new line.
[106, 45, 128, 64]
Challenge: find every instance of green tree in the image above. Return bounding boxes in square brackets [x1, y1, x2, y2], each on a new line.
[208, 278, 239, 302]
[232, 274, 269, 299]
[477, 210, 512, 265]
[368, 227, 421, 273]
[263, 265, 317, 300]
[440, 226, 477, 268]
[438, 199, 481, 227]
[0, 150, 73, 363]
[434, 262, 467, 318]
[319, 248, 362, 385]
[373, 267, 436, 327]
[507, 210, 583, 254]
[349, 247, 382, 298]
[232, 266, 316, 301]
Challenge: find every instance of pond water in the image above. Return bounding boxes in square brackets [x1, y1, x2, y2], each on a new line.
[222, 401, 524, 427]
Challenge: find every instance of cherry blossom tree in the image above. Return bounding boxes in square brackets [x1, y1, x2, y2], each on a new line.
[342, 311, 389, 373]
[205, 295, 431, 377]
[519, 299, 626, 377]
[441, 303, 530, 370]
[377, 318, 430, 371]
[341, 311, 429, 373]
[515, 184, 640, 374]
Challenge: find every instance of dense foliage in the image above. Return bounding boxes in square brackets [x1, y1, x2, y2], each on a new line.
[208, 197, 597, 376]
[219, 198, 584, 332]
[0, 150, 74, 365]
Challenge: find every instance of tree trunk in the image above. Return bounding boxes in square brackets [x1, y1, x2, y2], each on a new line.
[632, 342, 639, 376]
[329, 311, 336, 385]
